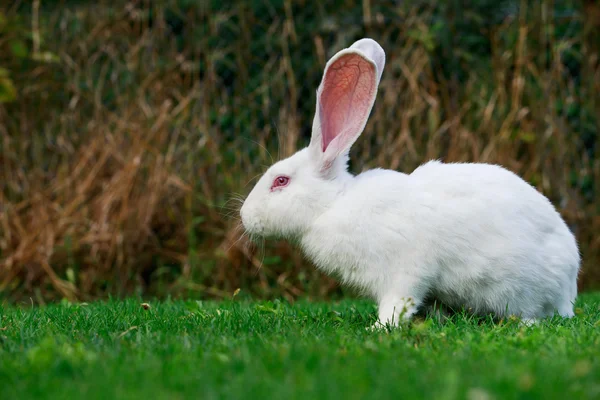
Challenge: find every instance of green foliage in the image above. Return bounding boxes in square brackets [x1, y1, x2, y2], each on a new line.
[0, 10, 59, 103]
[0, 66, 16, 103]
[0, 294, 600, 399]
[0, 11, 18, 103]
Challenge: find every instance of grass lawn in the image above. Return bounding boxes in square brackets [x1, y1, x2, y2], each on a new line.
[1, 293, 599, 400]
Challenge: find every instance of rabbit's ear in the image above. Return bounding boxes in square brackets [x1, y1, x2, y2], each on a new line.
[309, 38, 385, 173]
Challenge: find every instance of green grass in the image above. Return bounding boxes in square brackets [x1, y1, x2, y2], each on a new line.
[1, 294, 599, 400]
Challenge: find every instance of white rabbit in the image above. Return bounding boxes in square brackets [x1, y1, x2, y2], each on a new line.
[240, 38, 580, 328]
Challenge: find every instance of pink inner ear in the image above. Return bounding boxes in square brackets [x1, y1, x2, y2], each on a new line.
[319, 53, 376, 153]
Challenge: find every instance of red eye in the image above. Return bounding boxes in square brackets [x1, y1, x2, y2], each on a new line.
[271, 175, 290, 190]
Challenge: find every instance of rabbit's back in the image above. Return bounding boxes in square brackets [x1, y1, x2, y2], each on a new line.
[306, 161, 579, 318]
[405, 161, 579, 317]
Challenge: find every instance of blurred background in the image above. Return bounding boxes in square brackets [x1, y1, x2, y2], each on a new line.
[0, 0, 598, 303]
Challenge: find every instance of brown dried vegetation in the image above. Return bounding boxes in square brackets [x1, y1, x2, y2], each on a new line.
[0, 1, 598, 301]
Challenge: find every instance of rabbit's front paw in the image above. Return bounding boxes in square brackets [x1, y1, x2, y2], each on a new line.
[519, 317, 539, 327]
[376, 292, 420, 328]
[366, 321, 387, 331]
[366, 321, 398, 332]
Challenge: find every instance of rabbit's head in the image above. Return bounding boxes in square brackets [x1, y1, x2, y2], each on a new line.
[241, 38, 385, 239]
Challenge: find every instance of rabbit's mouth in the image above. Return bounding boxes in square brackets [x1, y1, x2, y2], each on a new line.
[243, 221, 265, 237]
[240, 207, 265, 237]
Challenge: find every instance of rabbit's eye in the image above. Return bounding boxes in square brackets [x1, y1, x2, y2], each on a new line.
[271, 175, 290, 190]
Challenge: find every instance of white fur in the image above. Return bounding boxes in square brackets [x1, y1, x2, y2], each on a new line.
[240, 38, 580, 327]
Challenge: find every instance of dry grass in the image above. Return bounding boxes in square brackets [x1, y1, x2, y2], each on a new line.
[0, 0, 598, 301]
